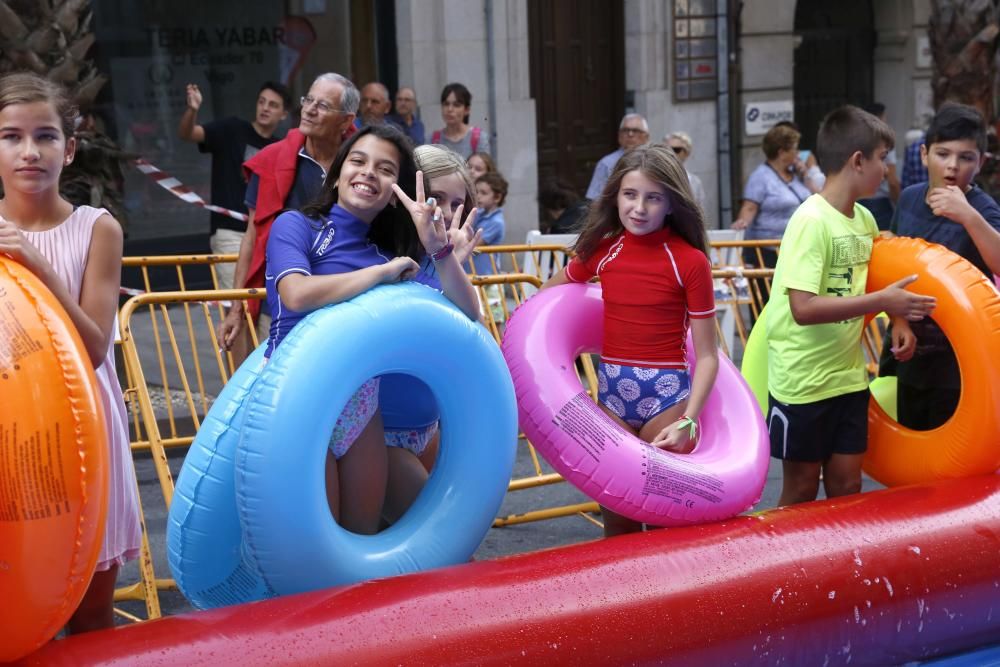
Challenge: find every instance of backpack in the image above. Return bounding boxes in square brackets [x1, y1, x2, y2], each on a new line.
[431, 126, 481, 153]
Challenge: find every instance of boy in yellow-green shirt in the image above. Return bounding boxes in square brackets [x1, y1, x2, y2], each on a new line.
[767, 106, 937, 506]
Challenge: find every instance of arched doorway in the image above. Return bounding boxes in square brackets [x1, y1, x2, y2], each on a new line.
[793, 0, 875, 149]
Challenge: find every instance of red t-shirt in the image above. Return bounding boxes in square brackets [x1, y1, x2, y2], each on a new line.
[565, 227, 715, 368]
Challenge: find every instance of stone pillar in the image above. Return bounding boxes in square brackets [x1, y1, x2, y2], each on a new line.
[396, 0, 538, 244]
[626, 0, 721, 228]
[736, 0, 795, 190]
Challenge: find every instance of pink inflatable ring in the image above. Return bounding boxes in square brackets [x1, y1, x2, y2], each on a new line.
[502, 283, 769, 526]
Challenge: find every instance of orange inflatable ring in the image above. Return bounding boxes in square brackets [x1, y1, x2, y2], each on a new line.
[0, 257, 108, 662]
[864, 236, 1000, 486]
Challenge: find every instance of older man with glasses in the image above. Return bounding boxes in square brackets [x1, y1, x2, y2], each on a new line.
[585, 113, 649, 200]
[217, 72, 359, 361]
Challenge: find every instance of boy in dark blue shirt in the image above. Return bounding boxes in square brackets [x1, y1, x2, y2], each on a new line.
[882, 103, 1000, 429]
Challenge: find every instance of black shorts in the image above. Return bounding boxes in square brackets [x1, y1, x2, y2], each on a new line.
[767, 389, 870, 462]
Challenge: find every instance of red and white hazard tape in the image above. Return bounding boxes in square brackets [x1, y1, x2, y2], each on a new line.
[133, 159, 249, 222]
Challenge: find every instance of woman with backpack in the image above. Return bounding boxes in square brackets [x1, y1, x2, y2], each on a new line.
[431, 82, 491, 159]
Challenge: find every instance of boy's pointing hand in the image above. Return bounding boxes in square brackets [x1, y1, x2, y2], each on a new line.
[880, 274, 936, 322]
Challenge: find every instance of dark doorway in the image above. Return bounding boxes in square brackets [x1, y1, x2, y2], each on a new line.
[793, 0, 874, 150]
[351, 0, 397, 92]
[528, 0, 625, 198]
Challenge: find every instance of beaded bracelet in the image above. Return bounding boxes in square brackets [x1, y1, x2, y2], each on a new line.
[430, 242, 455, 262]
[675, 415, 698, 440]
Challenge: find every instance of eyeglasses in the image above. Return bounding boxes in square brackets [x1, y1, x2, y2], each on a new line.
[670, 145, 689, 155]
[300, 95, 343, 115]
[620, 127, 648, 136]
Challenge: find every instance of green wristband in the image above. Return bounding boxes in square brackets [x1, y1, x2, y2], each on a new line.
[675, 416, 697, 440]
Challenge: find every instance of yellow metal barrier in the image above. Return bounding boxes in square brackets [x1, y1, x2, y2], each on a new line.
[119, 288, 266, 504]
[115, 283, 263, 621]
[719, 239, 782, 321]
[120, 254, 249, 453]
[467, 243, 573, 285]
[113, 240, 895, 617]
[122, 253, 238, 292]
[470, 272, 603, 526]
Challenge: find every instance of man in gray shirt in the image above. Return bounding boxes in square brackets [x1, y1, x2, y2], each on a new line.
[586, 113, 649, 199]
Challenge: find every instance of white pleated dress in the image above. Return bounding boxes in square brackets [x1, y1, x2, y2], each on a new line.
[21, 205, 141, 571]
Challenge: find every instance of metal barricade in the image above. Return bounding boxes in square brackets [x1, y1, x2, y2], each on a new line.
[113, 251, 256, 621]
[120, 254, 247, 453]
[470, 272, 603, 527]
[115, 286, 264, 620]
[115, 242, 904, 619]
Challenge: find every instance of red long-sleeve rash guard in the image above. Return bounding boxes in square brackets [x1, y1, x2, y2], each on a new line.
[565, 227, 716, 369]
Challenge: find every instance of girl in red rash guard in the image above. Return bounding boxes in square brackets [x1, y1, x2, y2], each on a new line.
[541, 142, 719, 536]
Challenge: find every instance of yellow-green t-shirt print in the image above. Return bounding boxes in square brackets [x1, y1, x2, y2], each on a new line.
[767, 194, 879, 404]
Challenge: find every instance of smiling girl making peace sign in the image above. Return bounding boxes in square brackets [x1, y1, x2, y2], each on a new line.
[263, 124, 480, 534]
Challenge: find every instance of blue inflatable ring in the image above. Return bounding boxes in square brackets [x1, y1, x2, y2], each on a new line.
[167, 344, 274, 609]
[168, 283, 517, 607]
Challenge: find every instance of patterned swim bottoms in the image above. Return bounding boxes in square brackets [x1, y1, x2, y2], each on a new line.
[385, 422, 439, 456]
[328, 378, 381, 459]
[597, 362, 691, 430]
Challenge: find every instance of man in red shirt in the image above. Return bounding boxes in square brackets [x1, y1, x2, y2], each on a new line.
[217, 73, 358, 359]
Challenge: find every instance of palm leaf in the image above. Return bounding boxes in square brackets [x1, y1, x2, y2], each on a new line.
[0, 0, 129, 232]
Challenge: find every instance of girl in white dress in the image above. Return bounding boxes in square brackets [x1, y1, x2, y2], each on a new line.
[0, 72, 140, 633]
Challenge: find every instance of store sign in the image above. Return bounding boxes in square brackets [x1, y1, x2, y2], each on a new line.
[744, 100, 794, 136]
[92, 1, 289, 242]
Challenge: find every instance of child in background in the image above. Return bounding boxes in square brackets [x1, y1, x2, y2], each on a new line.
[541, 143, 719, 537]
[880, 103, 1000, 430]
[472, 171, 508, 321]
[467, 150, 496, 182]
[472, 171, 508, 275]
[410, 144, 481, 281]
[0, 72, 141, 632]
[766, 106, 936, 507]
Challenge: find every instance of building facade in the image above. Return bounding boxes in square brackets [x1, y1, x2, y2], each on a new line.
[81, 0, 935, 253]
